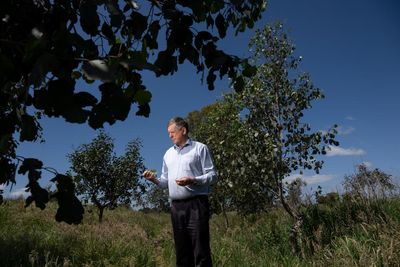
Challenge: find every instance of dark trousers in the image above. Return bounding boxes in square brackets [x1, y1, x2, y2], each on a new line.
[171, 195, 212, 267]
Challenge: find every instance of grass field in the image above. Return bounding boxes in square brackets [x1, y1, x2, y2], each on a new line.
[1, 198, 400, 266]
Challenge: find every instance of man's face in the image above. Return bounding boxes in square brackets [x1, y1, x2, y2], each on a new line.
[168, 123, 187, 147]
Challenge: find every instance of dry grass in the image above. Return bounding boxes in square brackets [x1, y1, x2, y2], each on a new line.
[1, 198, 400, 266]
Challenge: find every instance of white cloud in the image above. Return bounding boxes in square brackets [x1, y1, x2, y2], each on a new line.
[337, 126, 355, 135]
[8, 187, 30, 199]
[284, 174, 336, 185]
[345, 116, 355, 121]
[326, 145, 366, 157]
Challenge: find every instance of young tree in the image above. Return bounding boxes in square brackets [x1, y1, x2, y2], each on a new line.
[235, 23, 338, 253]
[189, 23, 339, 250]
[187, 98, 275, 227]
[343, 163, 396, 201]
[68, 131, 145, 222]
[187, 100, 243, 227]
[0, 0, 266, 216]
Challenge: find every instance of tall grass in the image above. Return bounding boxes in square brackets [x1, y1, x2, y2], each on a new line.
[1, 198, 400, 266]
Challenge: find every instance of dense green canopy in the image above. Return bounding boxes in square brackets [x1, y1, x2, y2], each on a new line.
[0, 0, 266, 221]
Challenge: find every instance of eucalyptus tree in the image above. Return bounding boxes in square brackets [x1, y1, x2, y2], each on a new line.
[0, 0, 266, 217]
[187, 98, 275, 226]
[68, 131, 145, 222]
[235, 23, 339, 253]
[343, 164, 396, 201]
[187, 100, 244, 226]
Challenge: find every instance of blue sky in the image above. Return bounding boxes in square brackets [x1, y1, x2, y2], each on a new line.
[3, 0, 400, 197]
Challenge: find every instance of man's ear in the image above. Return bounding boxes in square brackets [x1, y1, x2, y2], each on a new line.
[182, 127, 187, 135]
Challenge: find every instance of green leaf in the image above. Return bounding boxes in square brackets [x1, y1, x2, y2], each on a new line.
[80, 0, 100, 36]
[178, 45, 199, 65]
[206, 14, 214, 28]
[71, 71, 82, 79]
[0, 54, 15, 81]
[135, 103, 150, 117]
[20, 115, 39, 142]
[149, 20, 161, 38]
[130, 11, 147, 39]
[74, 92, 98, 107]
[106, 1, 123, 28]
[18, 158, 43, 175]
[25, 181, 49, 210]
[87, 83, 132, 128]
[207, 72, 216, 90]
[82, 59, 116, 82]
[121, 52, 158, 72]
[154, 51, 177, 76]
[233, 75, 245, 92]
[101, 23, 115, 42]
[144, 34, 158, 50]
[187, 1, 206, 21]
[23, 38, 47, 65]
[211, 1, 225, 14]
[242, 64, 257, 77]
[30, 53, 58, 87]
[50, 174, 84, 224]
[134, 90, 152, 106]
[215, 13, 227, 38]
[195, 31, 214, 49]
[63, 108, 90, 124]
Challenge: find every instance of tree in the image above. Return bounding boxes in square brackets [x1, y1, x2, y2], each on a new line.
[188, 23, 339, 252]
[187, 98, 275, 227]
[187, 100, 244, 227]
[343, 164, 396, 202]
[316, 192, 340, 206]
[0, 0, 266, 216]
[286, 178, 307, 210]
[68, 131, 145, 222]
[236, 23, 338, 253]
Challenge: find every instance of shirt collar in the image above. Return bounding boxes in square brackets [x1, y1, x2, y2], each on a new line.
[174, 138, 192, 150]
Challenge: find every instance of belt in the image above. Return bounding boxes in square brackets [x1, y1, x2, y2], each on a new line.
[171, 194, 208, 203]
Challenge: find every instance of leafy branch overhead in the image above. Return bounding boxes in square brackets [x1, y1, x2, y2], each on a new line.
[15, 157, 84, 224]
[1, 0, 265, 131]
[0, 0, 266, 218]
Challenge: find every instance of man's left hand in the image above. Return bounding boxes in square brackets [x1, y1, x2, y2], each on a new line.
[176, 177, 195, 186]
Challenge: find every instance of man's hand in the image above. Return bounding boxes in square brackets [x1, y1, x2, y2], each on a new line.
[176, 177, 196, 186]
[143, 170, 157, 184]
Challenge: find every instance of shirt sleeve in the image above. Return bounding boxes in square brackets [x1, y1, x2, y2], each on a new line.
[194, 145, 218, 185]
[158, 156, 168, 189]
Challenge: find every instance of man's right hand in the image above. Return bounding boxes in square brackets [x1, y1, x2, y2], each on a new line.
[143, 170, 157, 182]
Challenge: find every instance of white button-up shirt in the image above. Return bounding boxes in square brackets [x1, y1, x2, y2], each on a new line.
[158, 139, 217, 200]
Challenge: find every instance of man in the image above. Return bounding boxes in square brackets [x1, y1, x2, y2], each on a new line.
[143, 117, 217, 267]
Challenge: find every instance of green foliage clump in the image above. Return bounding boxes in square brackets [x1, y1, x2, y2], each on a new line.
[1, 0, 267, 220]
[68, 131, 146, 222]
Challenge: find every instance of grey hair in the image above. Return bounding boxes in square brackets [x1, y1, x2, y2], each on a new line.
[168, 117, 189, 134]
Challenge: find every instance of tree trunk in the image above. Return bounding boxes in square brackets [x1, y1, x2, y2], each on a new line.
[220, 201, 229, 229]
[276, 178, 304, 256]
[98, 206, 105, 223]
[289, 215, 303, 256]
